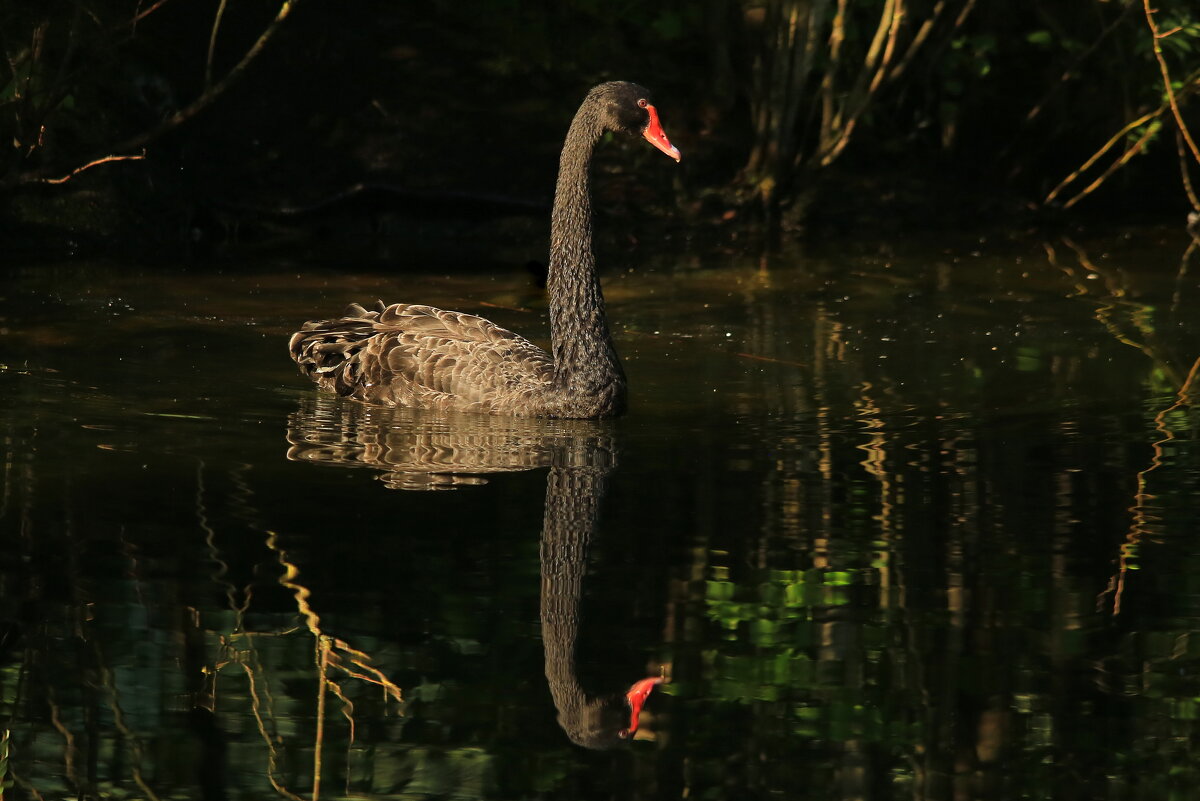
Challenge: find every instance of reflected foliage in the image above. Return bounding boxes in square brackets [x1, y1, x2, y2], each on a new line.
[656, 232, 1200, 800]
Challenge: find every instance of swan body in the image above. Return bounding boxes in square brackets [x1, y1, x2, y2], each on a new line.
[290, 81, 680, 418]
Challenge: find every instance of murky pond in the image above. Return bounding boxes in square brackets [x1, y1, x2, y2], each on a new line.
[1, 226, 1198, 799]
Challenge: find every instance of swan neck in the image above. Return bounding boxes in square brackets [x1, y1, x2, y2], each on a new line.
[547, 104, 621, 393]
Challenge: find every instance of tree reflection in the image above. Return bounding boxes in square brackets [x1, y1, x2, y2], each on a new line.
[659, 233, 1200, 800]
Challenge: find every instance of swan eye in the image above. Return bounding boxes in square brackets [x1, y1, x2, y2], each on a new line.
[637, 98, 648, 109]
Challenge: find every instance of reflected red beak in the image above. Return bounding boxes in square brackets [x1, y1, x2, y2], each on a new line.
[642, 104, 681, 162]
[620, 676, 664, 738]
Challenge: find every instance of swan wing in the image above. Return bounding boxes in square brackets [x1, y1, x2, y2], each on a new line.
[290, 302, 554, 412]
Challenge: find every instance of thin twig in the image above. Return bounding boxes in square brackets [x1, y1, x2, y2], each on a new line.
[126, 0, 177, 31]
[1044, 106, 1163, 205]
[205, 0, 230, 90]
[43, 151, 146, 184]
[1060, 119, 1160, 209]
[736, 351, 807, 368]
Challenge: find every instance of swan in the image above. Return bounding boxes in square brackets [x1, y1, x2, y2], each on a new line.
[289, 81, 680, 418]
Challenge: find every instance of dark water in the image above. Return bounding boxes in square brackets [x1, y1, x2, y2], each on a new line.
[1, 227, 1198, 800]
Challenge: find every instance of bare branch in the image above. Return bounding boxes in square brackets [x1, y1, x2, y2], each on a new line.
[115, 0, 298, 153]
[1044, 62, 1200, 208]
[126, 0, 177, 32]
[206, 0, 231, 90]
[7, 0, 300, 189]
[1059, 119, 1158, 209]
[887, 0, 949, 84]
[1144, 0, 1200, 204]
[43, 151, 147, 184]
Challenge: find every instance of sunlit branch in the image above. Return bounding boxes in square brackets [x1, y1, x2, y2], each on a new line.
[1044, 67, 1200, 208]
[1144, 0, 1200, 202]
[817, 0, 899, 166]
[40, 149, 148, 182]
[870, 0, 904, 95]
[887, 0, 946, 83]
[1048, 116, 1161, 208]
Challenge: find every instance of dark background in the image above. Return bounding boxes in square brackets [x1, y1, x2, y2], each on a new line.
[2, 0, 1198, 256]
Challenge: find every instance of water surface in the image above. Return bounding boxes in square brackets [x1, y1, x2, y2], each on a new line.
[1, 227, 1198, 799]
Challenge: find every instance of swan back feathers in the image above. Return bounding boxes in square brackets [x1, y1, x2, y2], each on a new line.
[290, 301, 558, 415]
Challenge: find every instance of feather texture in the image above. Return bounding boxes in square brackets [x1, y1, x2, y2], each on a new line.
[289, 300, 558, 415]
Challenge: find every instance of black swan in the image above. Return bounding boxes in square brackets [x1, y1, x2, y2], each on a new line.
[289, 81, 680, 418]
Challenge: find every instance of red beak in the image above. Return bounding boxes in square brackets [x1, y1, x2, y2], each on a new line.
[642, 104, 681, 162]
[619, 676, 664, 738]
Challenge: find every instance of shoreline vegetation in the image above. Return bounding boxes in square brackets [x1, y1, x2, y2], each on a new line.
[2, 1, 1198, 258]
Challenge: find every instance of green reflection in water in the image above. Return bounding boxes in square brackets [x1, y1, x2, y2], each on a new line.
[0, 227, 1197, 799]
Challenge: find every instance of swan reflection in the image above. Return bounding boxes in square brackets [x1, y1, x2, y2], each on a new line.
[287, 393, 616, 489]
[287, 394, 661, 748]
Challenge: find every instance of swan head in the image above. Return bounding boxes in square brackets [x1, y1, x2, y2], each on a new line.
[592, 81, 682, 162]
